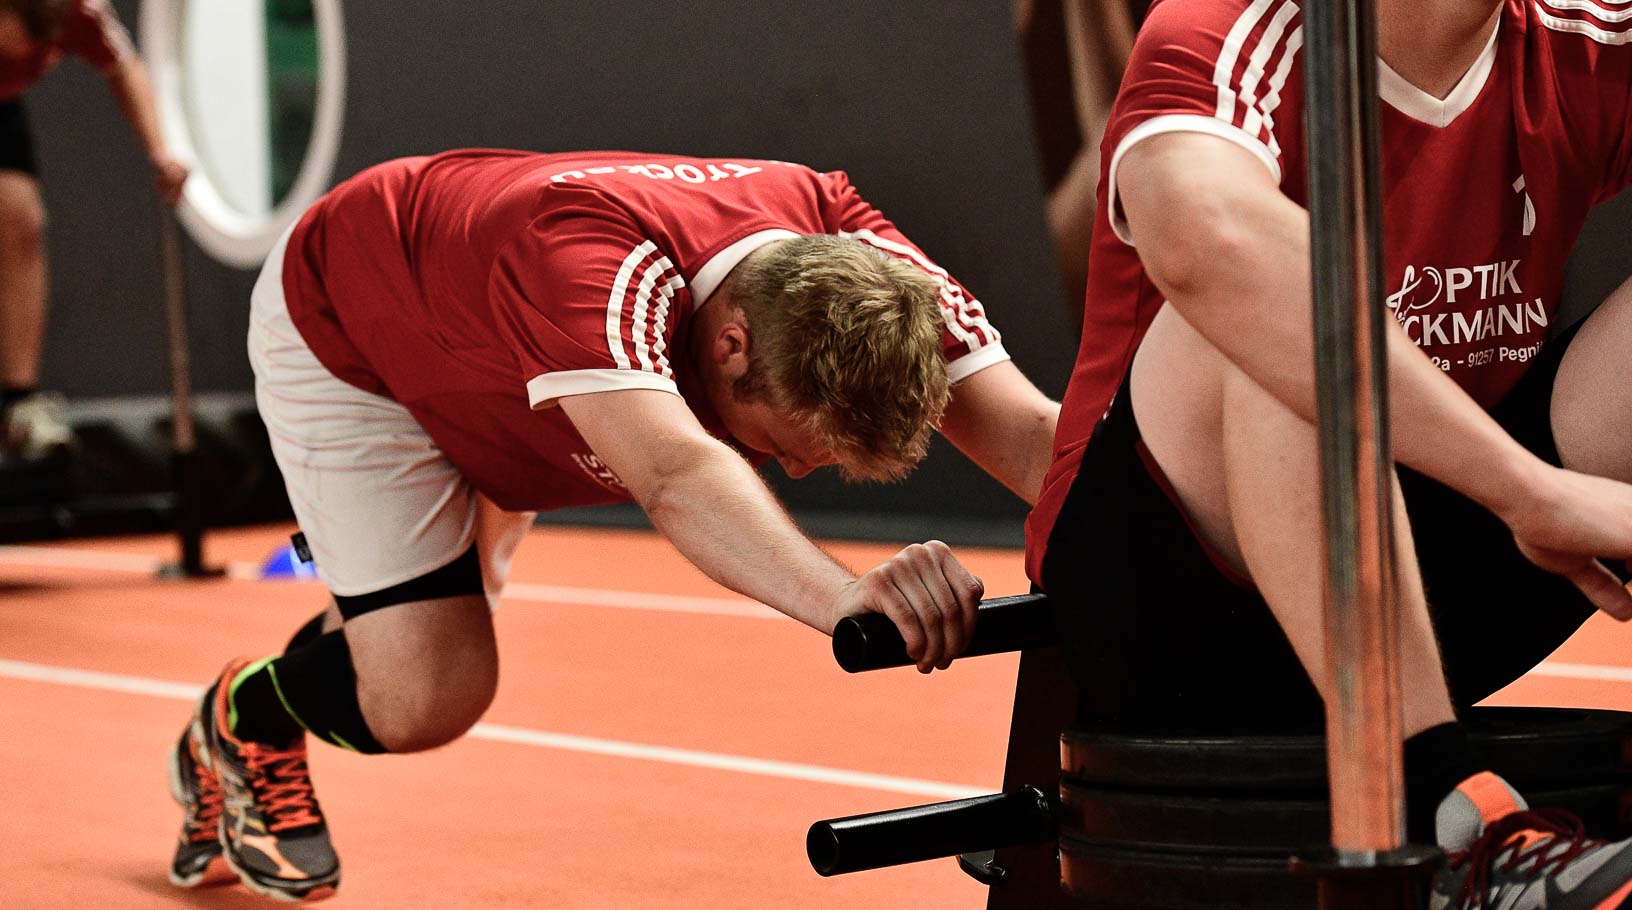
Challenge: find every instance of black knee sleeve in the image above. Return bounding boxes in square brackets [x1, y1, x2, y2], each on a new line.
[332, 545, 483, 621]
[271, 629, 388, 754]
[284, 611, 328, 653]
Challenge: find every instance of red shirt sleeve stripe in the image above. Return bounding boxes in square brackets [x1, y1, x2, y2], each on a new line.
[603, 241, 684, 380]
[838, 227, 1000, 350]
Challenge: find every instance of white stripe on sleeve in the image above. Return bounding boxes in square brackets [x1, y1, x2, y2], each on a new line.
[604, 241, 657, 370]
[1213, 0, 1279, 122]
[1236, 2, 1301, 142]
[1540, 0, 1632, 24]
[1253, 24, 1304, 159]
[1536, 1, 1632, 43]
[837, 229, 995, 350]
[649, 279, 682, 379]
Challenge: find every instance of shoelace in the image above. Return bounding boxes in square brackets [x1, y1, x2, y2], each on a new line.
[242, 744, 323, 832]
[1448, 809, 1604, 909]
[189, 759, 225, 843]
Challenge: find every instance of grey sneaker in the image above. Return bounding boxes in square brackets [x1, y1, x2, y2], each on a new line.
[1429, 772, 1632, 909]
[199, 660, 340, 901]
[2, 392, 73, 460]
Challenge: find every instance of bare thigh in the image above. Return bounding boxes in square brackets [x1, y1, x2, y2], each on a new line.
[1130, 304, 1453, 730]
[1553, 276, 1632, 485]
[1129, 304, 1243, 570]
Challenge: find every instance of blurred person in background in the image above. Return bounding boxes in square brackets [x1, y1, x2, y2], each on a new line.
[0, 0, 187, 463]
[1015, 0, 1144, 312]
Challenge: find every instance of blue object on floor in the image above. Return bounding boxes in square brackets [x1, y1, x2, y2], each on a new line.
[260, 544, 318, 580]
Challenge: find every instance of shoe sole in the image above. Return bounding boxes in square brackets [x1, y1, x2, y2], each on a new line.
[166, 729, 222, 889]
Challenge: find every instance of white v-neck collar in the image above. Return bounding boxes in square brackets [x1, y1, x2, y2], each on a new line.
[1377, 17, 1501, 128]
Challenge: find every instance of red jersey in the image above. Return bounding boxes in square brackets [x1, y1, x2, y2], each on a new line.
[1027, 0, 1632, 583]
[283, 150, 1007, 512]
[0, 0, 132, 99]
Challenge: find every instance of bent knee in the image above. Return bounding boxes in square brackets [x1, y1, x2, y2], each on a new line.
[361, 659, 498, 754]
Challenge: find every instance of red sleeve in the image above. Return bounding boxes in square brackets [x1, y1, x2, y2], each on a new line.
[488, 210, 686, 410]
[1596, 48, 1632, 203]
[60, 0, 134, 74]
[1102, 0, 1303, 243]
[818, 170, 1007, 383]
[1531, 0, 1632, 203]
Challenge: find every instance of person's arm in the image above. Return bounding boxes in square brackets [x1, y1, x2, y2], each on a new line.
[937, 361, 1059, 505]
[1120, 131, 1632, 616]
[102, 56, 187, 204]
[558, 388, 985, 671]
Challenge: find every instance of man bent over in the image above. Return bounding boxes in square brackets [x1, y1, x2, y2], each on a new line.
[166, 149, 1060, 898]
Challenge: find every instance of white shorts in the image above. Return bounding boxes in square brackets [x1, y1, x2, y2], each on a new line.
[248, 225, 535, 606]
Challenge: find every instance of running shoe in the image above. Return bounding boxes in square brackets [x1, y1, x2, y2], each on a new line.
[1, 392, 73, 461]
[166, 723, 223, 886]
[198, 659, 339, 901]
[1430, 771, 1632, 909]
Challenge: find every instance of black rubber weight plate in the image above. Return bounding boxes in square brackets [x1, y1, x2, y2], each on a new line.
[1061, 706, 1632, 793]
[1058, 781, 1625, 854]
[1059, 836, 1314, 910]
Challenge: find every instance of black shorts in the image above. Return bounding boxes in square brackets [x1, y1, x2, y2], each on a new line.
[0, 100, 37, 177]
[1041, 326, 1595, 735]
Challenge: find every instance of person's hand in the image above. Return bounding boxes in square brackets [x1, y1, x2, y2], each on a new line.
[828, 541, 984, 673]
[151, 157, 190, 205]
[1502, 465, 1632, 620]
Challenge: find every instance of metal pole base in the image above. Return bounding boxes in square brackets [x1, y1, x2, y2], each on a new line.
[156, 449, 223, 580]
[1291, 845, 1442, 910]
[155, 560, 225, 580]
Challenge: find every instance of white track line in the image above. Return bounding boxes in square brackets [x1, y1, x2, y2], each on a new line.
[0, 658, 986, 800]
[0, 545, 781, 619]
[1531, 662, 1632, 684]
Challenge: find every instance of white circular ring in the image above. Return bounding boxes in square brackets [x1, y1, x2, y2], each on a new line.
[140, 0, 346, 268]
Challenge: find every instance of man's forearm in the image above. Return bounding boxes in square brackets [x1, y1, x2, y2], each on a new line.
[949, 408, 1057, 505]
[938, 361, 1061, 505]
[639, 443, 855, 631]
[107, 59, 166, 162]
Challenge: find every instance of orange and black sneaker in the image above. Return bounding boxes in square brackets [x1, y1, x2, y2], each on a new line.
[198, 659, 340, 902]
[167, 724, 223, 887]
[1430, 771, 1632, 909]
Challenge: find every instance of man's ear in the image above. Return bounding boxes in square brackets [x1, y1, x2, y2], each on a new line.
[710, 312, 752, 381]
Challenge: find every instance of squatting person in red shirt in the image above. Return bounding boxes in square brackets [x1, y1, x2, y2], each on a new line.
[164, 150, 1062, 898]
[0, 0, 187, 460]
[1027, 0, 1632, 906]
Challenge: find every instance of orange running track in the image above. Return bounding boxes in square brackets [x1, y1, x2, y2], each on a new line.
[1, 524, 1629, 909]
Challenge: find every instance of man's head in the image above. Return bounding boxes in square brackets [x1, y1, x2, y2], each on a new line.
[699, 235, 949, 482]
[0, 0, 71, 55]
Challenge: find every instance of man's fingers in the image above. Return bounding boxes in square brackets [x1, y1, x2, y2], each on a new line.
[1568, 561, 1632, 621]
[925, 540, 983, 643]
[879, 594, 929, 663]
[913, 567, 965, 666]
[891, 572, 945, 673]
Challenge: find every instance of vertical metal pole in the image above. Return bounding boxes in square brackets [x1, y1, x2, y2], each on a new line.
[157, 206, 216, 578]
[1305, 0, 1400, 855]
[1296, 0, 1438, 905]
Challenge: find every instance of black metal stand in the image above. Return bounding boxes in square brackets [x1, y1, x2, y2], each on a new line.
[833, 593, 1054, 672]
[154, 206, 221, 580]
[1291, 846, 1442, 910]
[807, 787, 1054, 876]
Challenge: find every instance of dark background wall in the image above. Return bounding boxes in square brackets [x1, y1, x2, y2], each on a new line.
[32, 0, 1076, 538]
[26, 1, 1632, 539]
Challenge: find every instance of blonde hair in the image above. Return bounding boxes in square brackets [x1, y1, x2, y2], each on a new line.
[730, 234, 949, 482]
